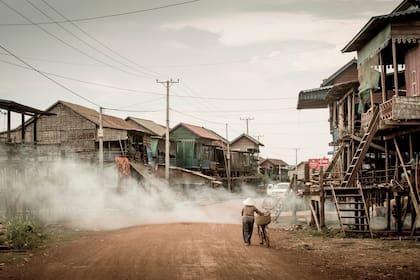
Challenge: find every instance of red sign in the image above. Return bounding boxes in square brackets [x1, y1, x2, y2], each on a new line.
[308, 158, 330, 170]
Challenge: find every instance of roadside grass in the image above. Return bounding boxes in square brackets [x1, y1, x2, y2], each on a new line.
[0, 220, 91, 265]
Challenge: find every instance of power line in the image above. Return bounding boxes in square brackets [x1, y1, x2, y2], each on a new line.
[0, 0, 151, 79]
[0, 57, 298, 103]
[39, 0, 161, 78]
[102, 107, 164, 113]
[115, 96, 165, 110]
[0, 42, 99, 107]
[173, 95, 296, 101]
[0, 52, 99, 66]
[171, 109, 225, 125]
[0, 58, 164, 96]
[0, 0, 201, 25]
[24, 0, 155, 78]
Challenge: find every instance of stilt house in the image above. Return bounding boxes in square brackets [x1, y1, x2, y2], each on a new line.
[298, 0, 420, 236]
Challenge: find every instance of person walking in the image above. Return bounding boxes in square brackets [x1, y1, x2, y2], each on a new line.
[241, 198, 263, 245]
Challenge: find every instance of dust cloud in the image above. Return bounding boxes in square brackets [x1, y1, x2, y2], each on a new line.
[0, 159, 260, 230]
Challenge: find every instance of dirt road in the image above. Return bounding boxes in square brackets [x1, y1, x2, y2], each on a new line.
[2, 223, 331, 280]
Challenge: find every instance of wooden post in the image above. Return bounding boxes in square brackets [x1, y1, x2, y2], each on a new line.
[347, 93, 352, 133]
[386, 192, 391, 231]
[396, 195, 402, 233]
[392, 40, 399, 96]
[7, 110, 11, 143]
[370, 89, 374, 110]
[339, 102, 344, 138]
[309, 200, 321, 232]
[292, 174, 297, 222]
[409, 134, 413, 161]
[21, 113, 25, 143]
[393, 138, 420, 226]
[351, 90, 355, 135]
[319, 167, 325, 229]
[380, 52, 387, 103]
[33, 116, 37, 143]
[385, 141, 389, 183]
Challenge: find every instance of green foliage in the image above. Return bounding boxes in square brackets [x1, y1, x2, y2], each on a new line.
[5, 218, 45, 249]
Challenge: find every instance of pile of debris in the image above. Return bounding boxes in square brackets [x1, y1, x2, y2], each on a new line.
[285, 224, 304, 231]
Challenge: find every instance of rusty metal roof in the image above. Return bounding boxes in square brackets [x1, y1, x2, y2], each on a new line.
[230, 133, 264, 147]
[0, 99, 55, 116]
[59, 101, 142, 131]
[126, 117, 166, 136]
[171, 123, 221, 141]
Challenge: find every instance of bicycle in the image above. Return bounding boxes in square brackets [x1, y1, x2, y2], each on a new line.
[255, 212, 271, 248]
[262, 196, 283, 222]
[257, 224, 270, 248]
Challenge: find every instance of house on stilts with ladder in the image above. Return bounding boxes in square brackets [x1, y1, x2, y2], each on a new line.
[298, 0, 420, 237]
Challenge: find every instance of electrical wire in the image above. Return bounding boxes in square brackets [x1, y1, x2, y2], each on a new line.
[0, 0, 201, 25]
[39, 0, 161, 78]
[0, 58, 164, 96]
[0, 42, 99, 107]
[0, 0, 152, 79]
[103, 107, 164, 113]
[0, 52, 99, 66]
[24, 0, 156, 78]
[171, 108, 225, 125]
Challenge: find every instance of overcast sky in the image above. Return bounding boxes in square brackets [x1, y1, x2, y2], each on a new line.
[0, 0, 400, 164]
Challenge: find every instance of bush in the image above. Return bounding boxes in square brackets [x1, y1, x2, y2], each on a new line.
[5, 218, 45, 249]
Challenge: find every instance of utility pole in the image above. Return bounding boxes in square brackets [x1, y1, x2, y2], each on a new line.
[240, 117, 254, 135]
[293, 147, 299, 167]
[226, 123, 231, 192]
[157, 78, 179, 181]
[253, 135, 263, 142]
[98, 106, 104, 170]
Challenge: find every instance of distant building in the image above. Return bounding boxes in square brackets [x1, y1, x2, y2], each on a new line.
[170, 122, 227, 175]
[1, 100, 146, 162]
[259, 158, 289, 181]
[229, 134, 263, 177]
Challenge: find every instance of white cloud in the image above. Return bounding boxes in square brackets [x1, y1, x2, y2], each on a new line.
[162, 11, 365, 47]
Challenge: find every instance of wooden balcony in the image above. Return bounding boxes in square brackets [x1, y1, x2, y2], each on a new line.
[380, 96, 420, 121]
[361, 108, 374, 133]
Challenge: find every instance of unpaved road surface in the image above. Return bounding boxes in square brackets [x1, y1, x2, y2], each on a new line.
[2, 223, 420, 280]
[2, 223, 328, 280]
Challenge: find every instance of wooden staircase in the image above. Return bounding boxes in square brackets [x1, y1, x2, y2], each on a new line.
[341, 108, 380, 188]
[331, 184, 373, 237]
[328, 107, 379, 237]
[323, 143, 345, 179]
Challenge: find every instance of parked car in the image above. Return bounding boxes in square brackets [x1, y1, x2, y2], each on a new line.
[267, 182, 290, 197]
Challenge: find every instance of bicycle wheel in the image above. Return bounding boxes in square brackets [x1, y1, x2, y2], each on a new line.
[257, 225, 263, 244]
[263, 226, 270, 248]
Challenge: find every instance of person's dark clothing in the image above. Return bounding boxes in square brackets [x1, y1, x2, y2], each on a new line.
[241, 205, 263, 244]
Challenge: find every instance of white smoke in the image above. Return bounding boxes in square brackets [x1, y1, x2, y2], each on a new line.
[0, 158, 260, 230]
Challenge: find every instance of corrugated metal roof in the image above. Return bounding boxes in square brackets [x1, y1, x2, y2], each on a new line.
[0, 99, 55, 116]
[126, 117, 166, 136]
[320, 59, 357, 87]
[171, 123, 220, 141]
[297, 86, 331, 109]
[59, 101, 142, 131]
[260, 158, 288, 167]
[230, 133, 264, 147]
[325, 80, 359, 102]
[342, 8, 420, 53]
